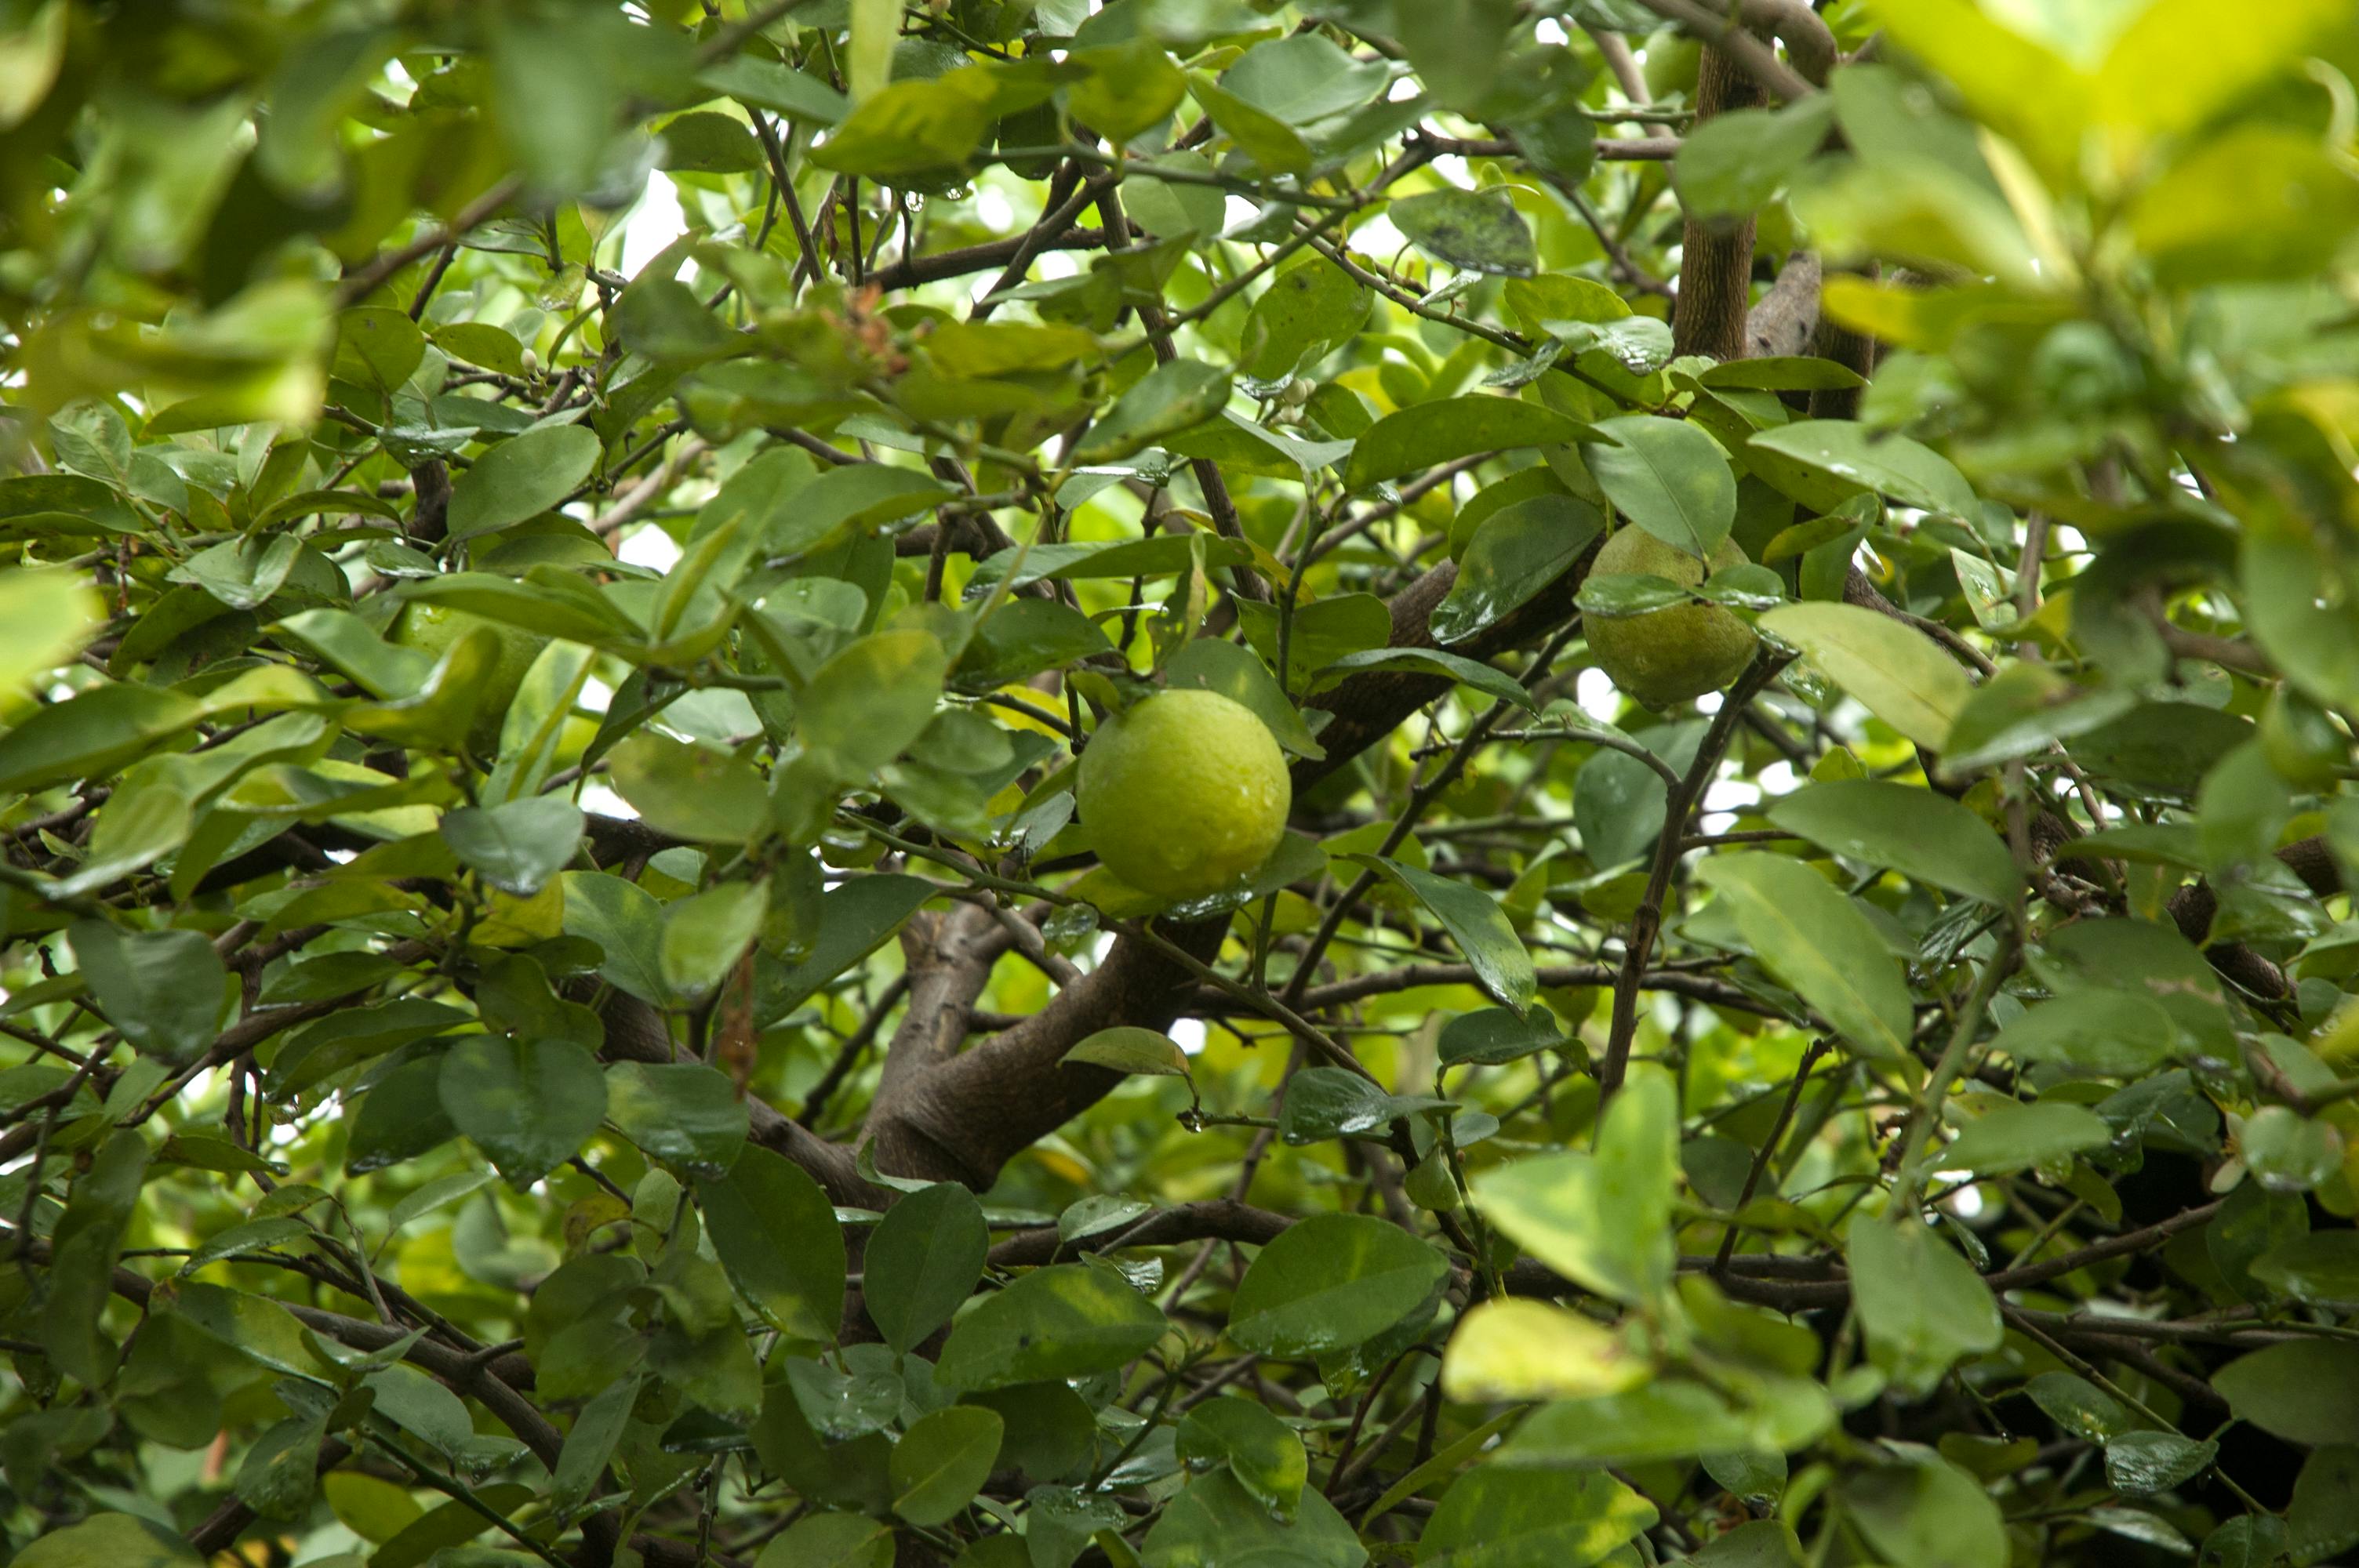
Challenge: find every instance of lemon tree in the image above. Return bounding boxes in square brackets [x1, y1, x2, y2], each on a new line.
[5, 2, 2359, 1566]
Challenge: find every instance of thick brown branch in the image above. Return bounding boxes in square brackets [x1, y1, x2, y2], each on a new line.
[989, 1199, 1293, 1269]
[1745, 251, 1821, 359]
[865, 227, 1107, 292]
[877, 904, 1010, 1100]
[1671, 45, 1763, 361]
[862, 915, 1227, 1186]
[1203, 962, 1767, 1015]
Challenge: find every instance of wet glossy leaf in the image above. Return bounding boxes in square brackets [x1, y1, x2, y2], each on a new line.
[1175, 1397, 1305, 1521]
[1343, 397, 1583, 491]
[698, 1148, 844, 1340]
[1390, 187, 1537, 277]
[1228, 1214, 1448, 1356]
[935, 1261, 1168, 1392]
[2104, 1430, 2215, 1496]
[1430, 495, 1603, 644]
[606, 1061, 747, 1175]
[1748, 421, 1977, 520]
[439, 1036, 608, 1187]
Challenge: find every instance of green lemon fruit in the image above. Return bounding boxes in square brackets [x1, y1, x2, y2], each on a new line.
[1642, 31, 1701, 98]
[1077, 689, 1291, 900]
[391, 600, 547, 753]
[1585, 528, 1759, 708]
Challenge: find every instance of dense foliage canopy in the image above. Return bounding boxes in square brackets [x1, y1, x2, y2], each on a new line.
[9, 1, 2359, 1565]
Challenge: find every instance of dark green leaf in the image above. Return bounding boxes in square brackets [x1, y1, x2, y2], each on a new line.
[2105, 1430, 2215, 1496]
[68, 921, 226, 1064]
[1939, 1101, 2114, 1176]
[1842, 1455, 2008, 1568]
[1175, 1397, 1306, 1522]
[866, 1182, 990, 1354]
[1228, 1214, 1448, 1356]
[1075, 360, 1231, 464]
[1343, 397, 1582, 491]
[1747, 421, 1977, 520]
[1390, 187, 1537, 277]
[1430, 495, 1603, 645]
[1278, 1066, 1448, 1145]
[1140, 1468, 1366, 1568]
[699, 1147, 846, 1341]
[935, 1261, 1168, 1392]
[1351, 855, 1536, 1011]
[1312, 647, 1539, 712]
[1696, 854, 1914, 1058]
[446, 425, 601, 541]
[1581, 416, 1738, 557]
[1850, 1218, 2001, 1398]
[438, 1036, 608, 1187]
[605, 1061, 747, 1176]
[890, 1406, 1003, 1526]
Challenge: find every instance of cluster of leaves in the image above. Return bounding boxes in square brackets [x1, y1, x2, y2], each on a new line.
[9, 0, 2359, 1566]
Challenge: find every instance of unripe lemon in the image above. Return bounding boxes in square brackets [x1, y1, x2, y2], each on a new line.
[1585, 528, 1758, 707]
[1642, 31, 1701, 98]
[391, 601, 547, 753]
[1077, 688, 1290, 900]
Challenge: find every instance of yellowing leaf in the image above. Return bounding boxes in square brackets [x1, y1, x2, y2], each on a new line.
[1758, 601, 1975, 750]
[2094, 0, 2346, 169]
[0, 568, 100, 695]
[1441, 1300, 1649, 1402]
[1865, 0, 2088, 186]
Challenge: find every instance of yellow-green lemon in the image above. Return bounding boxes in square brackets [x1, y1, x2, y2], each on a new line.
[391, 601, 547, 753]
[1585, 528, 1758, 707]
[1077, 689, 1291, 900]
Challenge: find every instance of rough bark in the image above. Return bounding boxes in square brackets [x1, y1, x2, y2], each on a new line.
[1671, 45, 1765, 361]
